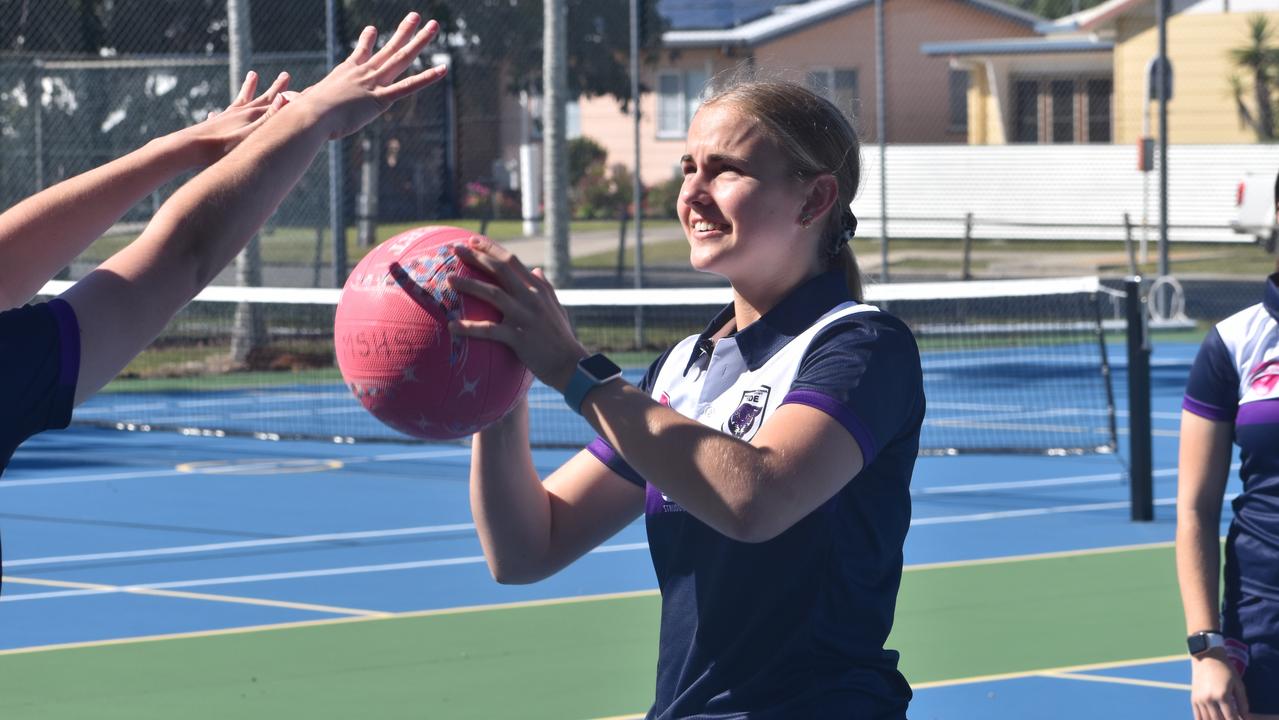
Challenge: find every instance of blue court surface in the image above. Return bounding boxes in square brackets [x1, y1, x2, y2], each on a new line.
[0, 338, 1229, 718]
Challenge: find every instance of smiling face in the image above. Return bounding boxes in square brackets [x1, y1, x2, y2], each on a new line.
[677, 102, 819, 287]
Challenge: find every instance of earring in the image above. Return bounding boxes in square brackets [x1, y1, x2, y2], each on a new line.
[799, 213, 813, 228]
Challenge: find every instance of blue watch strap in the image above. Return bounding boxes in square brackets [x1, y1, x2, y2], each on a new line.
[564, 366, 598, 414]
[564, 353, 622, 413]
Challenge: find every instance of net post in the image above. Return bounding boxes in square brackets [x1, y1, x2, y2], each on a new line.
[961, 212, 974, 280]
[1125, 278, 1154, 521]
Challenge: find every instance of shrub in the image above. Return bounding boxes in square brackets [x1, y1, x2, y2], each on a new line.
[568, 136, 608, 186]
[644, 175, 683, 219]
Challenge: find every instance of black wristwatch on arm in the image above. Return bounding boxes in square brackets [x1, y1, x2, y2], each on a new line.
[563, 353, 623, 414]
[1187, 631, 1225, 657]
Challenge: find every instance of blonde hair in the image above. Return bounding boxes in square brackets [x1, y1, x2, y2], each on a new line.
[699, 77, 864, 301]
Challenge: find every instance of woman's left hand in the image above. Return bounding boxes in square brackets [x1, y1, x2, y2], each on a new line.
[174, 70, 292, 167]
[447, 236, 588, 392]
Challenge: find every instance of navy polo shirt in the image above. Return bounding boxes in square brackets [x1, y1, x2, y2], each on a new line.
[0, 298, 81, 593]
[1183, 273, 1279, 601]
[588, 271, 923, 719]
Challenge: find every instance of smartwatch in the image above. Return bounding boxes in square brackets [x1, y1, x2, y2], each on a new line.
[1187, 631, 1225, 656]
[563, 353, 623, 413]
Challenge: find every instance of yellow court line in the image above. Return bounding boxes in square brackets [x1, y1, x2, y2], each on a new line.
[1, 575, 387, 618]
[0, 588, 661, 657]
[1, 541, 1191, 657]
[912, 653, 1187, 689]
[1040, 670, 1191, 691]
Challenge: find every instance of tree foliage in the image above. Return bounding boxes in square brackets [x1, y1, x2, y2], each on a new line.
[1230, 14, 1279, 142]
[1000, 0, 1108, 20]
[0, 0, 662, 108]
[345, 0, 665, 109]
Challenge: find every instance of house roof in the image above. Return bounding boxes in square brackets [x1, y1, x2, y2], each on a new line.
[658, 1, 794, 30]
[921, 35, 1114, 56]
[660, 0, 1043, 49]
[1036, 0, 1146, 34]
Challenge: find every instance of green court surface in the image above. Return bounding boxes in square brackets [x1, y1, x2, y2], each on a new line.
[0, 545, 1185, 720]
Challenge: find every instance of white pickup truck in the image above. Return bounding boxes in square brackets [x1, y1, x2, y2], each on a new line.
[1234, 172, 1278, 252]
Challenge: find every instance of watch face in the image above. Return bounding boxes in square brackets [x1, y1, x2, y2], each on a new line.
[580, 353, 622, 381]
[1187, 635, 1208, 654]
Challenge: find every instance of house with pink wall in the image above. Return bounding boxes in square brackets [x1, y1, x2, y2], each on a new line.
[563, 0, 1044, 188]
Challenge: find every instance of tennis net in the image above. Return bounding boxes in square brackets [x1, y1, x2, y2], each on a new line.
[38, 275, 1122, 455]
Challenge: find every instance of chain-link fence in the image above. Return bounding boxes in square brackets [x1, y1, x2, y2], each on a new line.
[6, 1, 1278, 321]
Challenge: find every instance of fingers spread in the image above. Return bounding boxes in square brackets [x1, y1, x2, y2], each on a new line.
[252, 72, 290, 106]
[448, 318, 507, 343]
[370, 13, 422, 67]
[447, 274, 512, 313]
[376, 20, 440, 86]
[381, 63, 447, 104]
[452, 242, 519, 289]
[349, 26, 377, 64]
[232, 71, 258, 106]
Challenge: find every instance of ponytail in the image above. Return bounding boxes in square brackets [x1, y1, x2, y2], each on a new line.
[837, 244, 863, 302]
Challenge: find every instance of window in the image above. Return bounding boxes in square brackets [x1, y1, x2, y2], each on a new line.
[1086, 79, 1112, 143]
[1050, 80, 1074, 144]
[949, 69, 969, 133]
[1010, 76, 1112, 144]
[657, 69, 709, 138]
[566, 98, 581, 140]
[1013, 79, 1039, 143]
[807, 68, 858, 118]
[807, 67, 858, 117]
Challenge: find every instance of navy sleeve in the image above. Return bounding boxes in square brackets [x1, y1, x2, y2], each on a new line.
[0, 299, 81, 472]
[781, 313, 924, 466]
[584, 345, 675, 489]
[1183, 327, 1239, 422]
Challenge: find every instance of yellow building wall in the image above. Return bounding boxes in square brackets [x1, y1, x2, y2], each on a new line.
[1114, 11, 1279, 144]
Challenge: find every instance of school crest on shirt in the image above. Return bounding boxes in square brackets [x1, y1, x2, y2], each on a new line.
[1247, 359, 1279, 398]
[723, 386, 771, 441]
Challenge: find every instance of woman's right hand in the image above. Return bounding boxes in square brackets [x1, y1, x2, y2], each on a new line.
[1191, 652, 1250, 720]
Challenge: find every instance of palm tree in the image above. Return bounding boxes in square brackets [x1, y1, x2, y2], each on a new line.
[1230, 14, 1279, 141]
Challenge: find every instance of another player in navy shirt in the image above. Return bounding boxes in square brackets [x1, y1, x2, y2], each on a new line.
[451, 79, 923, 718]
[1176, 173, 1279, 720]
[0, 14, 447, 592]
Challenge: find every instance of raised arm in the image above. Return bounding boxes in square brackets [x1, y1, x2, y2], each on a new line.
[469, 397, 645, 584]
[0, 71, 290, 309]
[60, 13, 446, 404]
[450, 241, 902, 546]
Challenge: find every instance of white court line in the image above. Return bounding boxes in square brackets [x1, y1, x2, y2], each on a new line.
[927, 403, 1025, 412]
[916, 462, 1241, 496]
[912, 493, 1238, 526]
[0, 541, 650, 603]
[72, 402, 171, 415]
[913, 468, 1171, 495]
[0, 488, 1211, 606]
[0, 468, 188, 489]
[912, 654, 1187, 690]
[1039, 670, 1190, 691]
[0, 448, 472, 490]
[5, 524, 478, 568]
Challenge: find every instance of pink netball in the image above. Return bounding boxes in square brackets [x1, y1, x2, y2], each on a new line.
[334, 226, 532, 440]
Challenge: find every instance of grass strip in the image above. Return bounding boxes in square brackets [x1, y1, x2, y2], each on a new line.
[0, 546, 1184, 719]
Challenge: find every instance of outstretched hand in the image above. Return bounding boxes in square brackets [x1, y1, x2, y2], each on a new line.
[286, 13, 447, 141]
[447, 237, 588, 393]
[176, 70, 291, 167]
